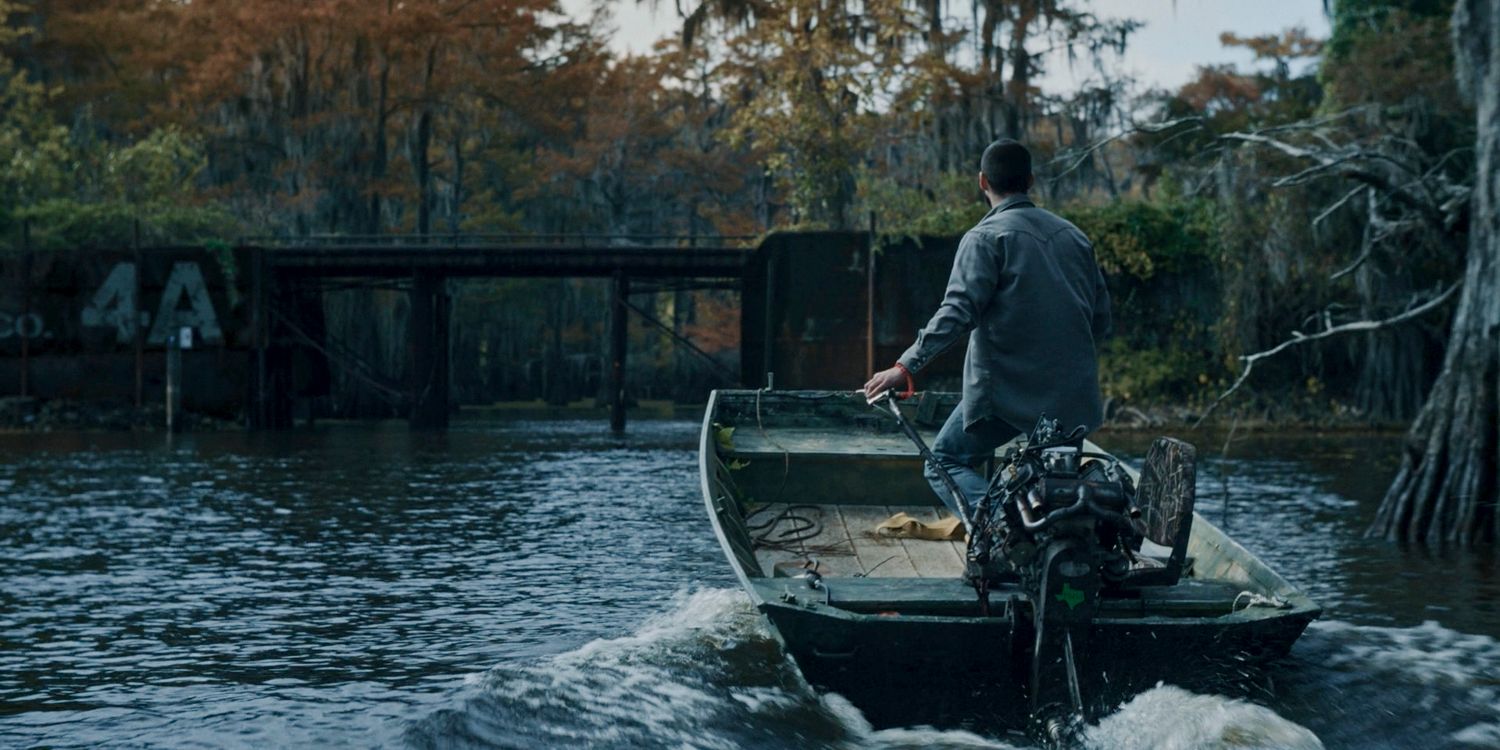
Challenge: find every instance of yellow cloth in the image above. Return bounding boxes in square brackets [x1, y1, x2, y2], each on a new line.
[873, 512, 965, 541]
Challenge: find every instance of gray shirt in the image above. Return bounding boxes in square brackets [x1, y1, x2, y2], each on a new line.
[897, 194, 1111, 435]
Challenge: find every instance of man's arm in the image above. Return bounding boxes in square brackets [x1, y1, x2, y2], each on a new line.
[1091, 262, 1112, 341]
[896, 230, 1003, 374]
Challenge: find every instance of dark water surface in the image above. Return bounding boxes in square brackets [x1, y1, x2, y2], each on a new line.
[1, 420, 1497, 749]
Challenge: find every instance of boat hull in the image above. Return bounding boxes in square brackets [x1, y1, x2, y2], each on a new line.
[763, 597, 1315, 725]
[700, 389, 1320, 726]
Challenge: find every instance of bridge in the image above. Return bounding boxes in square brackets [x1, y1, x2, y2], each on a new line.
[244, 234, 758, 431]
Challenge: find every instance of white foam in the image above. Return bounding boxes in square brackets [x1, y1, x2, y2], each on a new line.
[865, 726, 1023, 749]
[559, 587, 763, 666]
[819, 693, 1023, 749]
[729, 686, 804, 713]
[1084, 684, 1323, 750]
[1310, 619, 1500, 687]
[1453, 722, 1500, 747]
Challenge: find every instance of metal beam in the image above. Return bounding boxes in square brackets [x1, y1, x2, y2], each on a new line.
[260, 243, 752, 280]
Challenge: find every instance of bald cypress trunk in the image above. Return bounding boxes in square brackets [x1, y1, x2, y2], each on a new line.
[1369, 0, 1500, 544]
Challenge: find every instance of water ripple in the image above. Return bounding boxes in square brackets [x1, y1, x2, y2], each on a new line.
[0, 423, 1494, 748]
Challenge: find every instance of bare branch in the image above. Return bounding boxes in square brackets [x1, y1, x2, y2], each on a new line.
[1330, 189, 1383, 281]
[1271, 152, 1361, 187]
[1193, 282, 1462, 427]
[1252, 105, 1378, 135]
[1223, 130, 1450, 232]
[1329, 251, 1372, 282]
[1313, 184, 1365, 227]
[1043, 116, 1203, 185]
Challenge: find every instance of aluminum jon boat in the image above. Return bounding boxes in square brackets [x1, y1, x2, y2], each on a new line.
[699, 389, 1320, 731]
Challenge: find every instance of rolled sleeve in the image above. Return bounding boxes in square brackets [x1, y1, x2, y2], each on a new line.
[897, 230, 1002, 373]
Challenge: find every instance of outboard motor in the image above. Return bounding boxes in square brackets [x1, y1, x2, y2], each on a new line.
[966, 417, 1143, 733]
[866, 393, 1177, 739]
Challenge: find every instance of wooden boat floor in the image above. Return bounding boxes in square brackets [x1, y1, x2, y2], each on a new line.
[747, 502, 965, 578]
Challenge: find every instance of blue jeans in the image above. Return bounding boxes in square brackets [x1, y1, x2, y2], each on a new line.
[924, 407, 1020, 520]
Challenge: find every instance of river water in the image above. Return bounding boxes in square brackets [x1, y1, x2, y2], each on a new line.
[1, 419, 1496, 749]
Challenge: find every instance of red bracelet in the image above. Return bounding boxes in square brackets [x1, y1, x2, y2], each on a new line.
[892, 362, 915, 399]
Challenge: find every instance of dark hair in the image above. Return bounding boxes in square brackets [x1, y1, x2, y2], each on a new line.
[981, 139, 1032, 194]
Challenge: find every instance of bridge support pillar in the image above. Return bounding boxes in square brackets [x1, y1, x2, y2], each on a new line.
[248, 250, 293, 430]
[409, 271, 451, 430]
[249, 248, 267, 429]
[609, 270, 629, 433]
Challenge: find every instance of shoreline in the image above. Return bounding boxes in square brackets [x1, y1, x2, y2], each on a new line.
[1096, 403, 1408, 436]
[0, 394, 1410, 435]
[0, 396, 238, 433]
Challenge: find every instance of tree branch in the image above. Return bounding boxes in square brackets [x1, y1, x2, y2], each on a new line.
[1193, 282, 1461, 427]
[1313, 184, 1365, 227]
[1221, 131, 1450, 231]
[1044, 116, 1203, 185]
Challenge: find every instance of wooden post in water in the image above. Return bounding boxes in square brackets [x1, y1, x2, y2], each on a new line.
[165, 328, 184, 433]
[609, 269, 629, 433]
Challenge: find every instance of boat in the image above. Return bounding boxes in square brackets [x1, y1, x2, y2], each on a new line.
[699, 388, 1320, 730]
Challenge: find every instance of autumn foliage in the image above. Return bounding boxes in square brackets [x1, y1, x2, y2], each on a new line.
[5, 0, 1156, 238]
[1, 0, 1479, 437]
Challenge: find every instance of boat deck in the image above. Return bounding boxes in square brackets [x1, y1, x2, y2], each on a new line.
[748, 502, 967, 578]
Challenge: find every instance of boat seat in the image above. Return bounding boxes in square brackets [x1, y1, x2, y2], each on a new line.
[1124, 437, 1197, 588]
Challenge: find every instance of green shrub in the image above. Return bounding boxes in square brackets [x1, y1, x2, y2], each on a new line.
[855, 169, 989, 240]
[1098, 339, 1218, 404]
[1060, 199, 1217, 280]
[4, 199, 239, 252]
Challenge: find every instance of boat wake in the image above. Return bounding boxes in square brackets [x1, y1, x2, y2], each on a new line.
[403, 589, 1500, 750]
[401, 588, 840, 749]
[1276, 619, 1500, 750]
[400, 588, 1348, 750]
[401, 587, 1035, 749]
[1082, 685, 1322, 750]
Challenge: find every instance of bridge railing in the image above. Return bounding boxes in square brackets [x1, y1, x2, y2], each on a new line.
[239, 233, 761, 250]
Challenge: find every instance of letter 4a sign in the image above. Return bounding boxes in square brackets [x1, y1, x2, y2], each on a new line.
[147, 262, 222, 345]
[81, 261, 223, 346]
[80, 262, 139, 343]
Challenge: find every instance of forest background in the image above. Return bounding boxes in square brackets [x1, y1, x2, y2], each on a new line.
[0, 0, 1473, 428]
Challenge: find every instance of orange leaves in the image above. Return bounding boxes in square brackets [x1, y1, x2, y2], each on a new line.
[1165, 27, 1325, 133]
[7, 2, 731, 238]
[523, 43, 766, 236]
[1219, 27, 1325, 65]
[30, 0, 604, 233]
[1177, 65, 1263, 115]
[682, 293, 741, 354]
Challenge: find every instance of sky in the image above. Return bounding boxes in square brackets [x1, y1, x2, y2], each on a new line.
[559, 0, 1331, 93]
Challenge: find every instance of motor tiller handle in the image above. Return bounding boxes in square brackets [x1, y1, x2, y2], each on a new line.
[865, 389, 977, 534]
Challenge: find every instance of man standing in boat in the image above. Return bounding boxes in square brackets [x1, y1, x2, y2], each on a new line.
[862, 139, 1111, 521]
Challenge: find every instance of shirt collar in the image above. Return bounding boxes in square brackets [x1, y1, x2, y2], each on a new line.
[986, 193, 1035, 217]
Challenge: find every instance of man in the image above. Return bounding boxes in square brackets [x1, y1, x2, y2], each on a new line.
[862, 139, 1111, 520]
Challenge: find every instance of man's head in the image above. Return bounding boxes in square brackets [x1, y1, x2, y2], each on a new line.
[979, 139, 1033, 203]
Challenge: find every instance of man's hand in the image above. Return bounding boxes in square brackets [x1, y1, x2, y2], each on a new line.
[863, 366, 911, 400]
